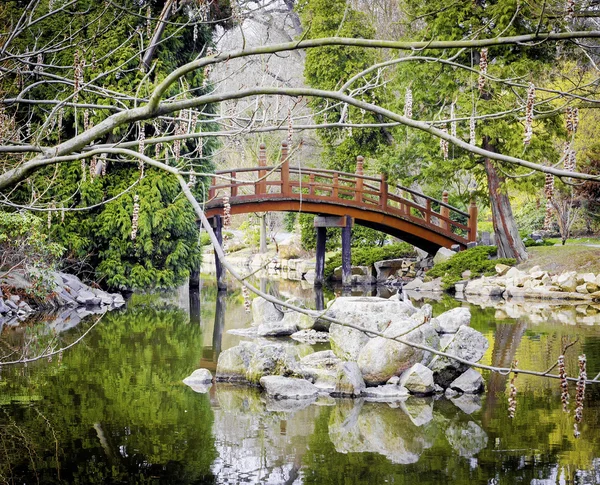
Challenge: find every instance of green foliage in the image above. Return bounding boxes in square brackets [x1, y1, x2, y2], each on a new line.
[283, 212, 297, 232]
[0, 0, 223, 290]
[427, 246, 516, 290]
[299, 214, 340, 251]
[324, 242, 415, 279]
[524, 238, 553, 247]
[0, 211, 65, 297]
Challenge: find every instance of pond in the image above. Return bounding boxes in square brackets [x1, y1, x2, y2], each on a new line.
[1, 278, 600, 484]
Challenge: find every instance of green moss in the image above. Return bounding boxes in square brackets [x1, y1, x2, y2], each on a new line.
[427, 246, 516, 290]
[324, 243, 416, 279]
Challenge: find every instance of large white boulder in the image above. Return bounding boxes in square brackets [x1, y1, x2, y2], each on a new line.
[259, 376, 319, 399]
[357, 318, 440, 386]
[432, 307, 471, 334]
[428, 326, 489, 387]
[327, 297, 417, 361]
[251, 296, 284, 325]
[399, 363, 435, 395]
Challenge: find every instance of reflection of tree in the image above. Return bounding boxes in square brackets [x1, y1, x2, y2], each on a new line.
[482, 318, 527, 425]
[0, 298, 217, 484]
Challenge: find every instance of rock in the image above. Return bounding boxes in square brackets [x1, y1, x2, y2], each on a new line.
[357, 319, 440, 386]
[327, 297, 417, 361]
[428, 326, 489, 388]
[386, 375, 401, 386]
[362, 385, 409, 400]
[300, 350, 342, 392]
[333, 362, 365, 397]
[432, 307, 471, 334]
[576, 284, 589, 294]
[256, 318, 298, 337]
[280, 309, 315, 331]
[399, 363, 435, 395]
[449, 368, 484, 394]
[112, 294, 126, 306]
[75, 290, 101, 306]
[259, 376, 319, 399]
[251, 296, 284, 325]
[403, 278, 423, 290]
[374, 259, 412, 282]
[445, 421, 488, 457]
[215, 342, 257, 382]
[5, 299, 18, 311]
[0, 300, 11, 314]
[420, 278, 443, 292]
[433, 247, 455, 265]
[495, 264, 511, 276]
[556, 272, 578, 292]
[183, 369, 213, 393]
[183, 368, 213, 385]
[291, 329, 329, 343]
[451, 394, 482, 414]
[246, 344, 304, 384]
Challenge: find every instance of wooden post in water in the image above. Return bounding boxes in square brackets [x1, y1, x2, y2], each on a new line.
[341, 215, 352, 287]
[468, 194, 478, 242]
[280, 141, 290, 196]
[355, 156, 364, 203]
[212, 215, 227, 290]
[257, 143, 267, 195]
[440, 190, 449, 231]
[315, 226, 327, 286]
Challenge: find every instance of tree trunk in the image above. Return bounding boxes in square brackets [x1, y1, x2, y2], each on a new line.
[483, 138, 528, 262]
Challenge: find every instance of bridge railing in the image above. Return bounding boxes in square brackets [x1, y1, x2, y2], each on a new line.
[208, 142, 477, 243]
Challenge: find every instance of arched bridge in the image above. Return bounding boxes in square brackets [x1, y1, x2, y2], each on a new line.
[205, 143, 477, 255]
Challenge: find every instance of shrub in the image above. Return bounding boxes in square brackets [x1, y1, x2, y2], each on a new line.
[324, 242, 415, 279]
[426, 246, 516, 290]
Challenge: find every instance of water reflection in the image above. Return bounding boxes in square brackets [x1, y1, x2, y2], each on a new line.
[0, 279, 600, 484]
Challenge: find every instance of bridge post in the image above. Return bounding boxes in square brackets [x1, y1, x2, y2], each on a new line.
[440, 190, 449, 231]
[468, 194, 478, 242]
[231, 171, 237, 197]
[315, 226, 326, 287]
[211, 215, 227, 290]
[257, 143, 267, 195]
[280, 142, 290, 196]
[355, 156, 364, 203]
[341, 215, 352, 287]
[380, 174, 388, 209]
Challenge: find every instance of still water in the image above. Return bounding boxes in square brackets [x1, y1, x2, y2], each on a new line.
[1, 278, 600, 484]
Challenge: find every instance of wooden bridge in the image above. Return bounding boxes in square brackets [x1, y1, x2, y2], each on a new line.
[205, 142, 477, 287]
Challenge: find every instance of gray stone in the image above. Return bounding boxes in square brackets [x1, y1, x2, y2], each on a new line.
[76, 290, 101, 306]
[399, 363, 435, 395]
[59, 272, 85, 292]
[259, 376, 319, 399]
[0, 300, 10, 314]
[432, 307, 471, 334]
[183, 368, 213, 385]
[386, 375, 401, 386]
[449, 368, 484, 394]
[357, 319, 440, 386]
[333, 362, 365, 397]
[245, 344, 304, 384]
[403, 278, 423, 291]
[256, 318, 298, 337]
[251, 296, 284, 325]
[5, 299, 18, 311]
[9, 295, 20, 304]
[433, 247, 456, 265]
[215, 342, 258, 382]
[327, 297, 417, 361]
[466, 241, 478, 249]
[362, 385, 409, 400]
[112, 294, 126, 306]
[429, 326, 489, 387]
[374, 259, 411, 282]
[300, 350, 343, 393]
[480, 231, 491, 246]
[280, 309, 315, 331]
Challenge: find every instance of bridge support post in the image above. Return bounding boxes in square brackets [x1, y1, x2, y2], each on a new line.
[341, 215, 352, 287]
[212, 215, 227, 290]
[315, 226, 326, 286]
[259, 214, 267, 253]
[440, 190, 449, 231]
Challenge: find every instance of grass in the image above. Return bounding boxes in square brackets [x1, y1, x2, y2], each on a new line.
[518, 245, 600, 274]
